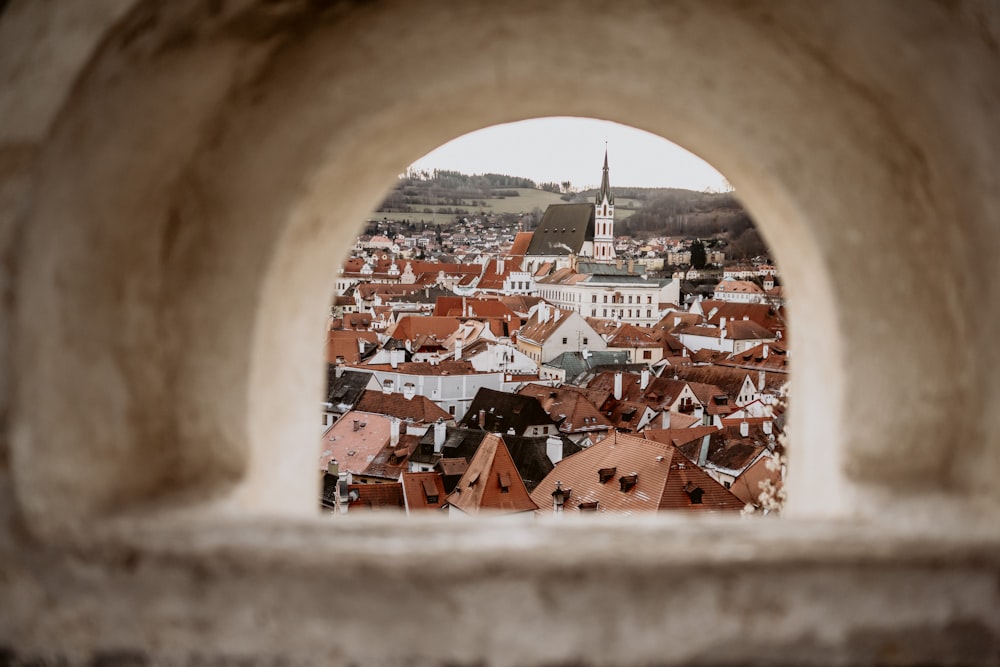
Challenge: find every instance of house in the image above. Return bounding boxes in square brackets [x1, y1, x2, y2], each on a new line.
[605, 323, 664, 364]
[675, 421, 783, 508]
[530, 432, 744, 515]
[713, 278, 765, 304]
[540, 350, 632, 383]
[459, 388, 559, 437]
[350, 360, 504, 420]
[517, 384, 614, 444]
[324, 368, 375, 427]
[318, 411, 395, 481]
[675, 318, 778, 354]
[400, 471, 448, 513]
[446, 434, 539, 517]
[353, 387, 453, 426]
[515, 303, 606, 364]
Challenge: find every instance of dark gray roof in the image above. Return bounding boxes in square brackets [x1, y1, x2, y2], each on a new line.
[525, 204, 595, 256]
[409, 426, 579, 492]
[326, 368, 372, 412]
[543, 351, 632, 380]
[501, 434, 582, 491]
[571, 362, 648, 387]
[458, 388, 556, 434]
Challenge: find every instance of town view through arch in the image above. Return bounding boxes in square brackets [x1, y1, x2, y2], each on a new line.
[321, 118, 788, 518]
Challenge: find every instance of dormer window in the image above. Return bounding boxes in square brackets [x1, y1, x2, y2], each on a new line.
[598, 467, 617, 483]
[683, 482, 704, 504]
[498, 471, 512, 493]
[579, 500, 599, 512]
[619, 473, 638, 492]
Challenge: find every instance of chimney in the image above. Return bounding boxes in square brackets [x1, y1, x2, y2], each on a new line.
[582, 347, 591, 360]
[640, 368, 650, 390]
[434, 419, 447, 453]
[697, 434, 711, 466]
[720, 316, 727, 330]
[353, 419, 360, 432]
[763, 420, 773, 435]
[335, 363, 344, 378]
[693, 404, 704, 422]
[390, 416, 400, 446]
[546, 435, 563, 465]
[613, 371, 623, 400]
[390, 348, 404, 369]
[327, 459, 339, 476]
[538, 303, 549, 323]
[663, 410, 671, 429]
[758, 370, 766, 391]
[627, 259, 634, 274]
[497, 258, 505, 274]
[762, 344, 769, 359]
[455, 338, 463, 360]
[358, 337, 366, 354]
[402, 382, 416, 400]
[740, 421, 750, 438]
[554, 309, 561, 322]
[478, 409, 486, 429]
[382, 379, 394, 395]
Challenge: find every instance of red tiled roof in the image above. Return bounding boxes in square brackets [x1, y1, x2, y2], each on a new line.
[347, 482, 405, 511]
[386, 316, 462, 344]
[446, 434, 539, 515]
[530, 432, 743, 515]
[509, 232, 533, 257]
[400, 471, 448, 511]
[354, 390, 452, 423]
[326, 330, 378, 364]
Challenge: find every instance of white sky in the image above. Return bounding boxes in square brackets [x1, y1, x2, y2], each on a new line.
[409, 117, 728, 192]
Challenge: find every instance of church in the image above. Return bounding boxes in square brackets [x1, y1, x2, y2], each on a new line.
[522, 150, 617, 274]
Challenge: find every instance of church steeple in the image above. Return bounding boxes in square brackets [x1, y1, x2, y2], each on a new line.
[592, 147, 616, 260]
[596, 149, 614, 206]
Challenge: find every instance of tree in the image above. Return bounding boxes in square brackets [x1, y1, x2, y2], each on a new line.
[690, 239, 707, 269]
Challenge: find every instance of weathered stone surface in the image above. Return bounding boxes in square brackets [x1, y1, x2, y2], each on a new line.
[1, 0, 999, 664]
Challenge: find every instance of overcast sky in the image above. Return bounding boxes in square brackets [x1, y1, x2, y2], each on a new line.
[409, 117, 728, 192]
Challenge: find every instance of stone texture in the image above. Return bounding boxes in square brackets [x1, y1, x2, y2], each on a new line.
[0, 0, 999, 664]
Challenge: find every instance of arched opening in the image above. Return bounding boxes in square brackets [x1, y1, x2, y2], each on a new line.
[11, 0, 980, 535]
[324, 117, 790, 516]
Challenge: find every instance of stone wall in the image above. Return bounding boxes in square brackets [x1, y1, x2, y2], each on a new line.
[1, 1, 998, 664]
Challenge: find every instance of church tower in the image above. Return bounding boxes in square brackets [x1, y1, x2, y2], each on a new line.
[593, 149, 616, 260]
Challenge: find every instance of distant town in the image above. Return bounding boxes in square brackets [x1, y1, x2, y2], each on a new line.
[322, 153, 788, 517]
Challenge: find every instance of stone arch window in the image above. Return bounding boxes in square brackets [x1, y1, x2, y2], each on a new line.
[3, 1, 998, 664]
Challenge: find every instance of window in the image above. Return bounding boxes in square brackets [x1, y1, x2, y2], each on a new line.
[603, 295, 608, 303]
[643, 350, 652, 360]
[449, 405, 456, 415]
[646, 310, 651, 318]
[592, 295, 597, 303]
[583, 337, 589, 345]
[562, 337, 567, 344]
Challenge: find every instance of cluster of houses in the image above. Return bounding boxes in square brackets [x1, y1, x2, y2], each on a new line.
[321, 154, 788, 517]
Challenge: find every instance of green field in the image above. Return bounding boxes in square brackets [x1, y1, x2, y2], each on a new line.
[369, 187, 635, 225]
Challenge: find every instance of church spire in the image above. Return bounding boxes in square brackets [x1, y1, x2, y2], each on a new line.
[596, 148, 614, 205]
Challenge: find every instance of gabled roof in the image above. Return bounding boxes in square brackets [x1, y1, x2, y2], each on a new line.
[606, 323, 660, 349]
[318, 411, 393, 476]
[509, 231, 534, 257]
[359, 434, 421, 481]
[518, 308, 593, 346]
[400, 471, 448, 511]
[326, 330, 378, 364]
[718, 341, 791, 373]
[542, 350, 631, 380]
[459, 388, 556, 434]
[669, 365, 786, 397]
[347, 482, 405, 512]
[524, 204, 595, 256]
[530, 432, 744, 514]
[386, 315, 463, 345]
[446, 434, 539, 515]
[326, 368, 373, 409]
[353, 390, 452, 423]
[517, 384, 613, 434]
[700, 300, 785, 334]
